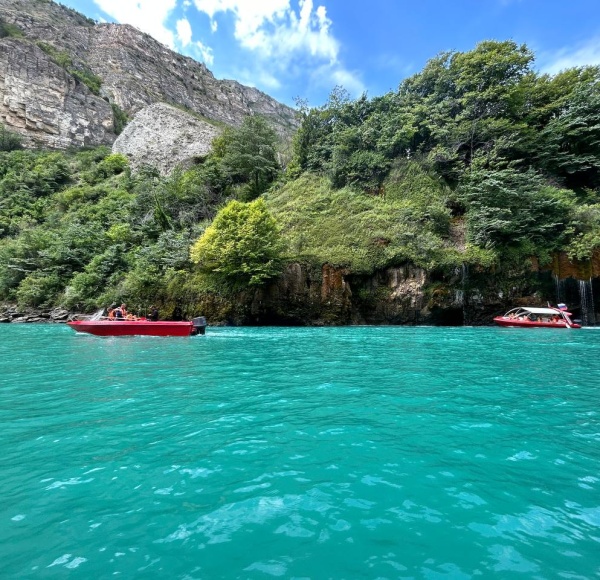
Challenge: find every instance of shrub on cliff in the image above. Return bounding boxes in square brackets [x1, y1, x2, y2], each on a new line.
[0, 125, 23, 152]
[36, 42, 102, 95]
[0, 18, 23, 39]
[190, 199, 284, 287]
[111, 104, 129, 135]
[265, 164, 452, 273]
[458, 166, 573, 259]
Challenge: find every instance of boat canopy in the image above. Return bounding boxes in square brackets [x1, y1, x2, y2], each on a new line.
[519, 307, 562, 315]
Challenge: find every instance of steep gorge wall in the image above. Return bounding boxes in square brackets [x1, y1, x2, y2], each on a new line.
[83, 24, 296, 134]
[0, 38, 115, 147]
[0, 0, 297, 149]
[192, 263, 461, 326]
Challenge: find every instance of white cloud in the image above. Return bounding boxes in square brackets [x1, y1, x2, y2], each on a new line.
[237, 68, 282, 91]
[93, 0, 178, 47]
[192, 0, 337, 61]
[195, 40, 214, 66]
[176, 18, 193, 47]
[191, 0, 360, 97]
[539, 36, 600, 75]
[329, 68, 365, 96]
[308, 63, 364, 98]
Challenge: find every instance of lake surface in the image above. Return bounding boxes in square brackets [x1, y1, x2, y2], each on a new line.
[1, 324, 599, 578]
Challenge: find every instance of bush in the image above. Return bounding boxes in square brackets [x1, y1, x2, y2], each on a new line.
[16, 272, 61, 308]
[84, 153, 128, 183]
[190, 198, 285, 286]
[458, 167, 572, 253]
[266, 170, 453, 273]
[0, 125, 23, 151]
[111, 104, 128, 135]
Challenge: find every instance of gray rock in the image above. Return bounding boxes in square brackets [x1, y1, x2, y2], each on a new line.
[113, 103, 221, 174]
[0, 38, 116, 148]
[48, 307, 70, 321]
[0, 0, 298, 150]
[10, 316, 30, 323]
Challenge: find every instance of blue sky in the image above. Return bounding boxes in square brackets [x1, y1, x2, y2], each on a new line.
[58, 0, 600, 107]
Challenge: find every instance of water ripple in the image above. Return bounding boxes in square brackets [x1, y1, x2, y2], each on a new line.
[1, 325, 599, 577]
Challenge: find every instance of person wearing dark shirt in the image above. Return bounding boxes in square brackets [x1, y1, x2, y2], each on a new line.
[148, 305, 159, 321]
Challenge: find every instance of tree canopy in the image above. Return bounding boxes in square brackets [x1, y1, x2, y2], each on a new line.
[190, 198, 284, 286]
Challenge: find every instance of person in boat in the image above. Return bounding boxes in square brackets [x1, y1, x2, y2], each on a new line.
[551, 314, 560, 323]
[114, 303, 127, 320]
[148, 305, 159, 322]
[172, 305, 183, 321]
[107, 304, 116, 319]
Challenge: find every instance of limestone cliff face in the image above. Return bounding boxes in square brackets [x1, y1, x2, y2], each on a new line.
[193, 263, 446, 326]
[0, 0, 297, 149]
[83, 25, 296, 135]
[112, 103, 221, 174]
[0, 38, 115, 147]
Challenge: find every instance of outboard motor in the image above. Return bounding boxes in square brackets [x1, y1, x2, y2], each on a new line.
[191, 316, 207, 335]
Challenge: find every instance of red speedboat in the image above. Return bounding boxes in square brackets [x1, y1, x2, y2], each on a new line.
[67, 316, 207, 337]
[494, 307, 581, 329]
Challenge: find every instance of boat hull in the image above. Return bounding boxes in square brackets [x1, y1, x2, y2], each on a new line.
[67, 320, 195, 337]
[493, 316, 581, 329]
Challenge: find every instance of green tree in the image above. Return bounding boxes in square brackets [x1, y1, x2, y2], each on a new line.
[213, 116, 279, 200]
[536, 80, 600, 189]
[400, 41, 534, 179]
[190, 198, 284, 286]
[459, 166, 572, 256]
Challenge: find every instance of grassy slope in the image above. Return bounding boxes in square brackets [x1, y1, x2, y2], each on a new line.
[266, 161, 462, 274]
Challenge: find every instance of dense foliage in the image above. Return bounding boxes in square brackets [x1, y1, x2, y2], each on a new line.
[2, 40, 600, 316]
[0, 125, 23, 152]
[290, 40, 600, 265]
[190, 199, 284, 286]
[0, 116, 282, 312]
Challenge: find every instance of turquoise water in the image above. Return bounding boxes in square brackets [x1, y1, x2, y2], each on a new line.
[1, 325, 600, 579]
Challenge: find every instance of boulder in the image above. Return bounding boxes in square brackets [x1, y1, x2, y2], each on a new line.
[112, 102, 221, 174]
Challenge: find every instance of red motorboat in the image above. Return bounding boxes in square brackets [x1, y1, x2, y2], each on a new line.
[67, 316, 207, 337]
[493, 307, 581, 329]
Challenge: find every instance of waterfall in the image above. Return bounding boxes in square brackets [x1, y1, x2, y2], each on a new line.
[578, 279, 596, 326]
[553, 274, 565, 305]
[461, 263, 469, 325]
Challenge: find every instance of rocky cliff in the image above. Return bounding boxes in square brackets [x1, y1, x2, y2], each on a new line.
[0, 0, 297, 150]
[0, 37, 115, 148]
[112, 102, 222, 174]
[170, 250, 600, 327]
